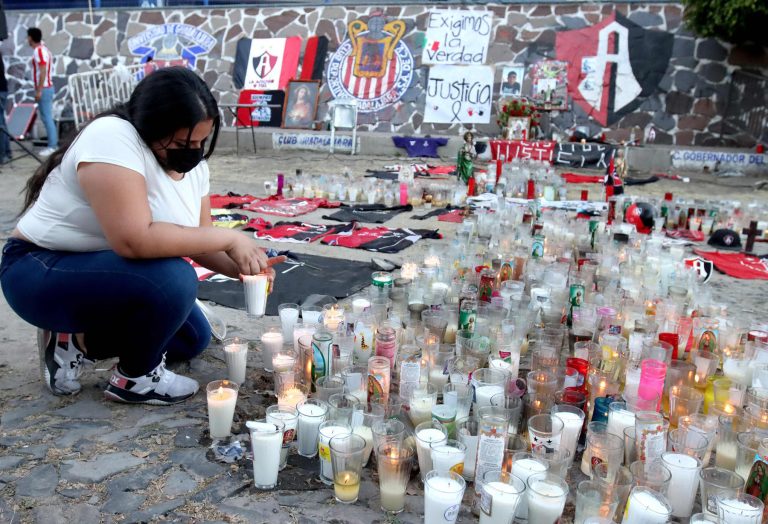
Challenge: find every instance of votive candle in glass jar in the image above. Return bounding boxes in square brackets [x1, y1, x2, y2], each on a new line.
[367, 356, 391, 404]
[639, 359, 666, 411]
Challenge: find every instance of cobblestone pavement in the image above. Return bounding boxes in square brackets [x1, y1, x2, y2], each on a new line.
[0, 151, 766, 523]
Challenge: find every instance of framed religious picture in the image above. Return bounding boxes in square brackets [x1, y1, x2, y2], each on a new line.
[504, 116, 530, 140]
[499, 66, 525, 97]
[529, 60, 568, 110]
[282, 80, 320, 129]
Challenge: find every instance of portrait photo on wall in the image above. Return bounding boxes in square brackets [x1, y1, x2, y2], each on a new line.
[499, 66, 525, 97]
[529, 60, 568, 110]
[282, 80, 320, 129]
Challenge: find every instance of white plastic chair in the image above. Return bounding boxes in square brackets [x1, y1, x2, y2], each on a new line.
[328, 99, 358, 155]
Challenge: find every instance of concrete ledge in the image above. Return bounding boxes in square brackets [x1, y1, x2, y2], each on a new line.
[216, 127, 766, 175]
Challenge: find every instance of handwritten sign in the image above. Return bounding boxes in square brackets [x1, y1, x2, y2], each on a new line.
[490, 140, 556, 163]
[424, 65, 493, 124]
[422, 10, 492, 65]
[272, 132, 354, 153]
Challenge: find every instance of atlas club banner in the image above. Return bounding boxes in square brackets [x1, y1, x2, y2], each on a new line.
[234, 37, 302, 91]
[490, 140, 616, 169]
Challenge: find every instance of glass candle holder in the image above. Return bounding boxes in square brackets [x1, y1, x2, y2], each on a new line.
[407, 383, 437, 426]
[639, 359, 666, 411]
[479, 470, 526, 524]
[716, 493, 764, 524]
[272, 348, 298, 374]
[622, 486, 672, 524]
[350, 403, 384, 467]
[278, 302, 300, 341]
[715, 408, 746, 470]
[581, 423, 624, 478]
[629, 459, 671, 493]
[377, 442, 413, 514]
[243, 273, 268, 317]
[222, 337, 248, 385]
[472, 368, 507, 408]
[607, 401, 635, 439]
[296, 398, 328, 457]
[327, 393, 360, 424]
[669, 385, 705, 428]
[339, 366, 367, 405]
[318, 420, 352, 485]
[551, 404, 585, 465]
[455, 417, 479, 482]
[329, 433, 366, 504]
[526, 472, 569, 524]
[575, 479, 619, 524]
[371, 418, 406, 460]
[679, 413, 718, 464]
[667, 427, 709, 460]
[314, 375, 345, 403]
[310, 329, 333, 385]
[443, 383, 473, 422]
[276, 378, 309, 411]
[692, 350, 719, 389]
[735, 431, 762, 481]
[509, 452, 549, 522]
[555, 389, 587, 410]
[368, 356, 391, 405]
[714, 377, 748, 408]
[246, 419, 284, 489]
[265, 404, 298, 470]
[430, 438, 467, 476]
[693, 317, 719, 354]
[424, 470, 466, 524]
[474, 412, 510, 494]
[528, 414, 565, 455]
[662, 451, 703, 518]
[322, 303, 345, 332]
[592, 462, 633, 521]
[698, 466, 745, 516]
[206, 380, 239, 439]
[415, 420, 448, 481]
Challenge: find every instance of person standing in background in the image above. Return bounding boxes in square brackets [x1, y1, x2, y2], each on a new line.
[0, 51, 10, 164]
[27, 27, 57, 157]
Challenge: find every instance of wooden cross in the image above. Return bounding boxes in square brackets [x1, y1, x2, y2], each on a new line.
[742, 220, 763, 254]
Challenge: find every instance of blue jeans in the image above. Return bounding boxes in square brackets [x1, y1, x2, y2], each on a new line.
[0, 91, 9, 161]
[37, 87, 58, 149]
[0, 239, 210, 377]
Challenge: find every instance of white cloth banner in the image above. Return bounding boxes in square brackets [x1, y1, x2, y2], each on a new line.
[422, 9, 492, 65]
[424, 65, 493, 124]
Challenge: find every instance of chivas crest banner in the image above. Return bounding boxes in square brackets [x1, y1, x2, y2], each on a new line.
[327, 16, 415, 113]
[234, 37, 302, 91]
[555, 12, 673, 126]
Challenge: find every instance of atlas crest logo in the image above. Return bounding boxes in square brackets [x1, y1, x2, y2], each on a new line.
[555, 12, 673, 126]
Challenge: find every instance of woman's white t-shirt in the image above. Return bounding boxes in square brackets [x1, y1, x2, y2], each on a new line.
[17, 116, 210, 252]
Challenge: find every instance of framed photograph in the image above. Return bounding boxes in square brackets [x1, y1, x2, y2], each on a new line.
[500, 66, 525, 97]
[505, 116, 530, 140]
[282, 80, 320, 129]
[529, 60, 568, 110]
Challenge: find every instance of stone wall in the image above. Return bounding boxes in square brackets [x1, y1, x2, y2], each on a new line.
[4, 4, 767, 146]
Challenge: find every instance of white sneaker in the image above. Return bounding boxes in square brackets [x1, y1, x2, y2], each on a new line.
[104, 354, 199, 405]
[38, 147, 57, 157]
[38, 330, 91, 395]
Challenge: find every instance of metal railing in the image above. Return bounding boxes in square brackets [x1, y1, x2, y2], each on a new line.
[67, 64, 144, 128]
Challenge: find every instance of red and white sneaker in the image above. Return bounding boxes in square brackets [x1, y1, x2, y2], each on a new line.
[104, 354, 199, 405]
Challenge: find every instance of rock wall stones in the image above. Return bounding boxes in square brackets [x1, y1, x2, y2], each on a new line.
[3, 4, 767, 146]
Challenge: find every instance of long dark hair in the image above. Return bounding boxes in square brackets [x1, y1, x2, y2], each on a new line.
[22, 66, 220, 211]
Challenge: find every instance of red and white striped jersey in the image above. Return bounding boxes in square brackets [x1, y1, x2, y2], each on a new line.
[32, 43, 53, 89]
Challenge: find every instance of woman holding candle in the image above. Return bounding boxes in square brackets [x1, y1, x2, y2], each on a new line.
[0, 68, 286, 404]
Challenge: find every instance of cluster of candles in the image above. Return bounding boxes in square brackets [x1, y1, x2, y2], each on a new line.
[204, 194, 768, 523]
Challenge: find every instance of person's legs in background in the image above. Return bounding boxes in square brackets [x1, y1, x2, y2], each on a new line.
[37, 86, 57, 152]
[0, 90, 10, 163]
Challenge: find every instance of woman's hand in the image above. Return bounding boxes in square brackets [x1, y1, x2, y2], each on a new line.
[226, 235, 286, 276]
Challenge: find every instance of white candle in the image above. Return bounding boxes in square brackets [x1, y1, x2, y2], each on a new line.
[223, 340, 248, 384]
[302, 309, 323, 325]
[444, 324, 458, 344]
[352, 298, 371, 315]
[716, 440, 738, 470]
[553, 411, 583, 463]
[458, 430, 478, 481]
[607, 408, 635, 439]
[207, 386, 237, 439]
[424, 474, 465, 524]
[247, 421, 283, 489]
[716, 497, 763, 524]
[266, 410, 297, 470]
[429, 368, 450, 389]
[261, 331, 284, 371]
[475, 385, 505, 408]
[416, 428, 447, 480]
[278, 387, 307, 411]
[526, 477, 567, 524]
[243, 274, 268, 317]
[430, 443, 466, 475]
[293, 324, 316, 353]
[352, 425, 374, 466]
[318, 424, 351, 482]
[409, 396, 436, 426]
[622, 488, 671, 524]
[279, 307, 299, 340]
[512, 458, 548, 521]
[479, 481, 524, 524]
[296, 402, 327, 457]
[380, 478, 406, 512]
[272, 352, 296, 374]
[662, 452, 701, 518]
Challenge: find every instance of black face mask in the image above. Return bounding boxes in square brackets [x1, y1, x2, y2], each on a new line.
[163, 147, 204, 174]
